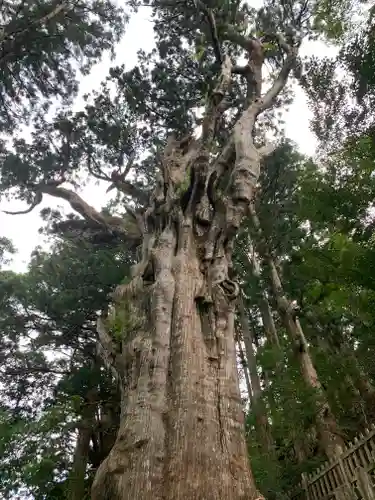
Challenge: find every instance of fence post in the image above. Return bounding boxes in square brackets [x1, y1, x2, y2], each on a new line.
[336, 455, 354, 500]
[302, 473, 310, 500]
[356, 467, 375, 500]
[300, 427, 375, 500]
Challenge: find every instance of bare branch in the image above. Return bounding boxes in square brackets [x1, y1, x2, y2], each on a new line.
[38, 184, 113, 227]
[12, 182, 131, 236]
[2, 191, 43, 214]
[122, 151, 136, 178]
[104, 153, 147, 204]
[260, 35, 297, 112]
[51, 213, 142, 248]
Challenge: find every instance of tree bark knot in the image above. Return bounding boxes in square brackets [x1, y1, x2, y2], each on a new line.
[89, 19, 300, 500]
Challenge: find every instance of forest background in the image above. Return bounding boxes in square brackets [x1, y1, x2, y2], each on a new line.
[0, 0, 374, 499]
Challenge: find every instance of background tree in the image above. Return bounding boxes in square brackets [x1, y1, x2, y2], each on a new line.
[2, 1, 375, 499]
[0, 0, 127, 133]
[0, 231, 132, 499]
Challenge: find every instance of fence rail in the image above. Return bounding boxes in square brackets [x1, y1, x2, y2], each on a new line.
[292, 424, 375, 500]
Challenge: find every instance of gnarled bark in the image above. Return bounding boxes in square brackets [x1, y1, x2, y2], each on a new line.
[92, 227, 257, 500]
[88, 21, 297, 500]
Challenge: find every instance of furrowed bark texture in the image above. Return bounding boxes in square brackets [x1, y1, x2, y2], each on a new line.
[92, 227, 255, 500]
[91, 35, 297, 500]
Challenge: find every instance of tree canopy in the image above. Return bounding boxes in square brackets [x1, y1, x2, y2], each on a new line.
[1, 0, 375, 499]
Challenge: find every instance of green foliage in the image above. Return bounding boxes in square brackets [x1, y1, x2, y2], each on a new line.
[2, 0, 375, 498]
[0, 236, 126, 498]
[0, 0, 127, 132]
[107, 302, 144, 342]
[312, 0, 355, 40]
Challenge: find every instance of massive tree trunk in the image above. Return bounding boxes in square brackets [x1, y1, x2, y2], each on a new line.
[250, 205, 345, 459]
[89, 30, 297, 500]
[92, 227, 257, 500]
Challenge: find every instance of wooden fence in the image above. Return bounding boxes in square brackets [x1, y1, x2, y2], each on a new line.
[292, 424, 375, 500]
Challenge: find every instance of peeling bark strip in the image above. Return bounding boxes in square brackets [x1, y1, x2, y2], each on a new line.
[90, 25, 298, 500]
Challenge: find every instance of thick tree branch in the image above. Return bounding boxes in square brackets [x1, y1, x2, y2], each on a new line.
[38, 184, 124, 232]
[5, 180, 132, 238]
[106, 176, 148, 205]
[223, 25, 297, 111]
[122, 152, 136, 178]
[201, 55, 233, 144]
[206, 35, 297, 182]
[223, 27, 264, 102]
[223, 25, 255, 51]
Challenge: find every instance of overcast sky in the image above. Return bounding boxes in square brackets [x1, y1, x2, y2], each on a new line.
[0, 6, 337, 273]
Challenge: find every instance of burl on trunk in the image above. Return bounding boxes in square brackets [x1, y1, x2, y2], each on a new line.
[92, 33, 297, 500]
[93, 224, 256, 499]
